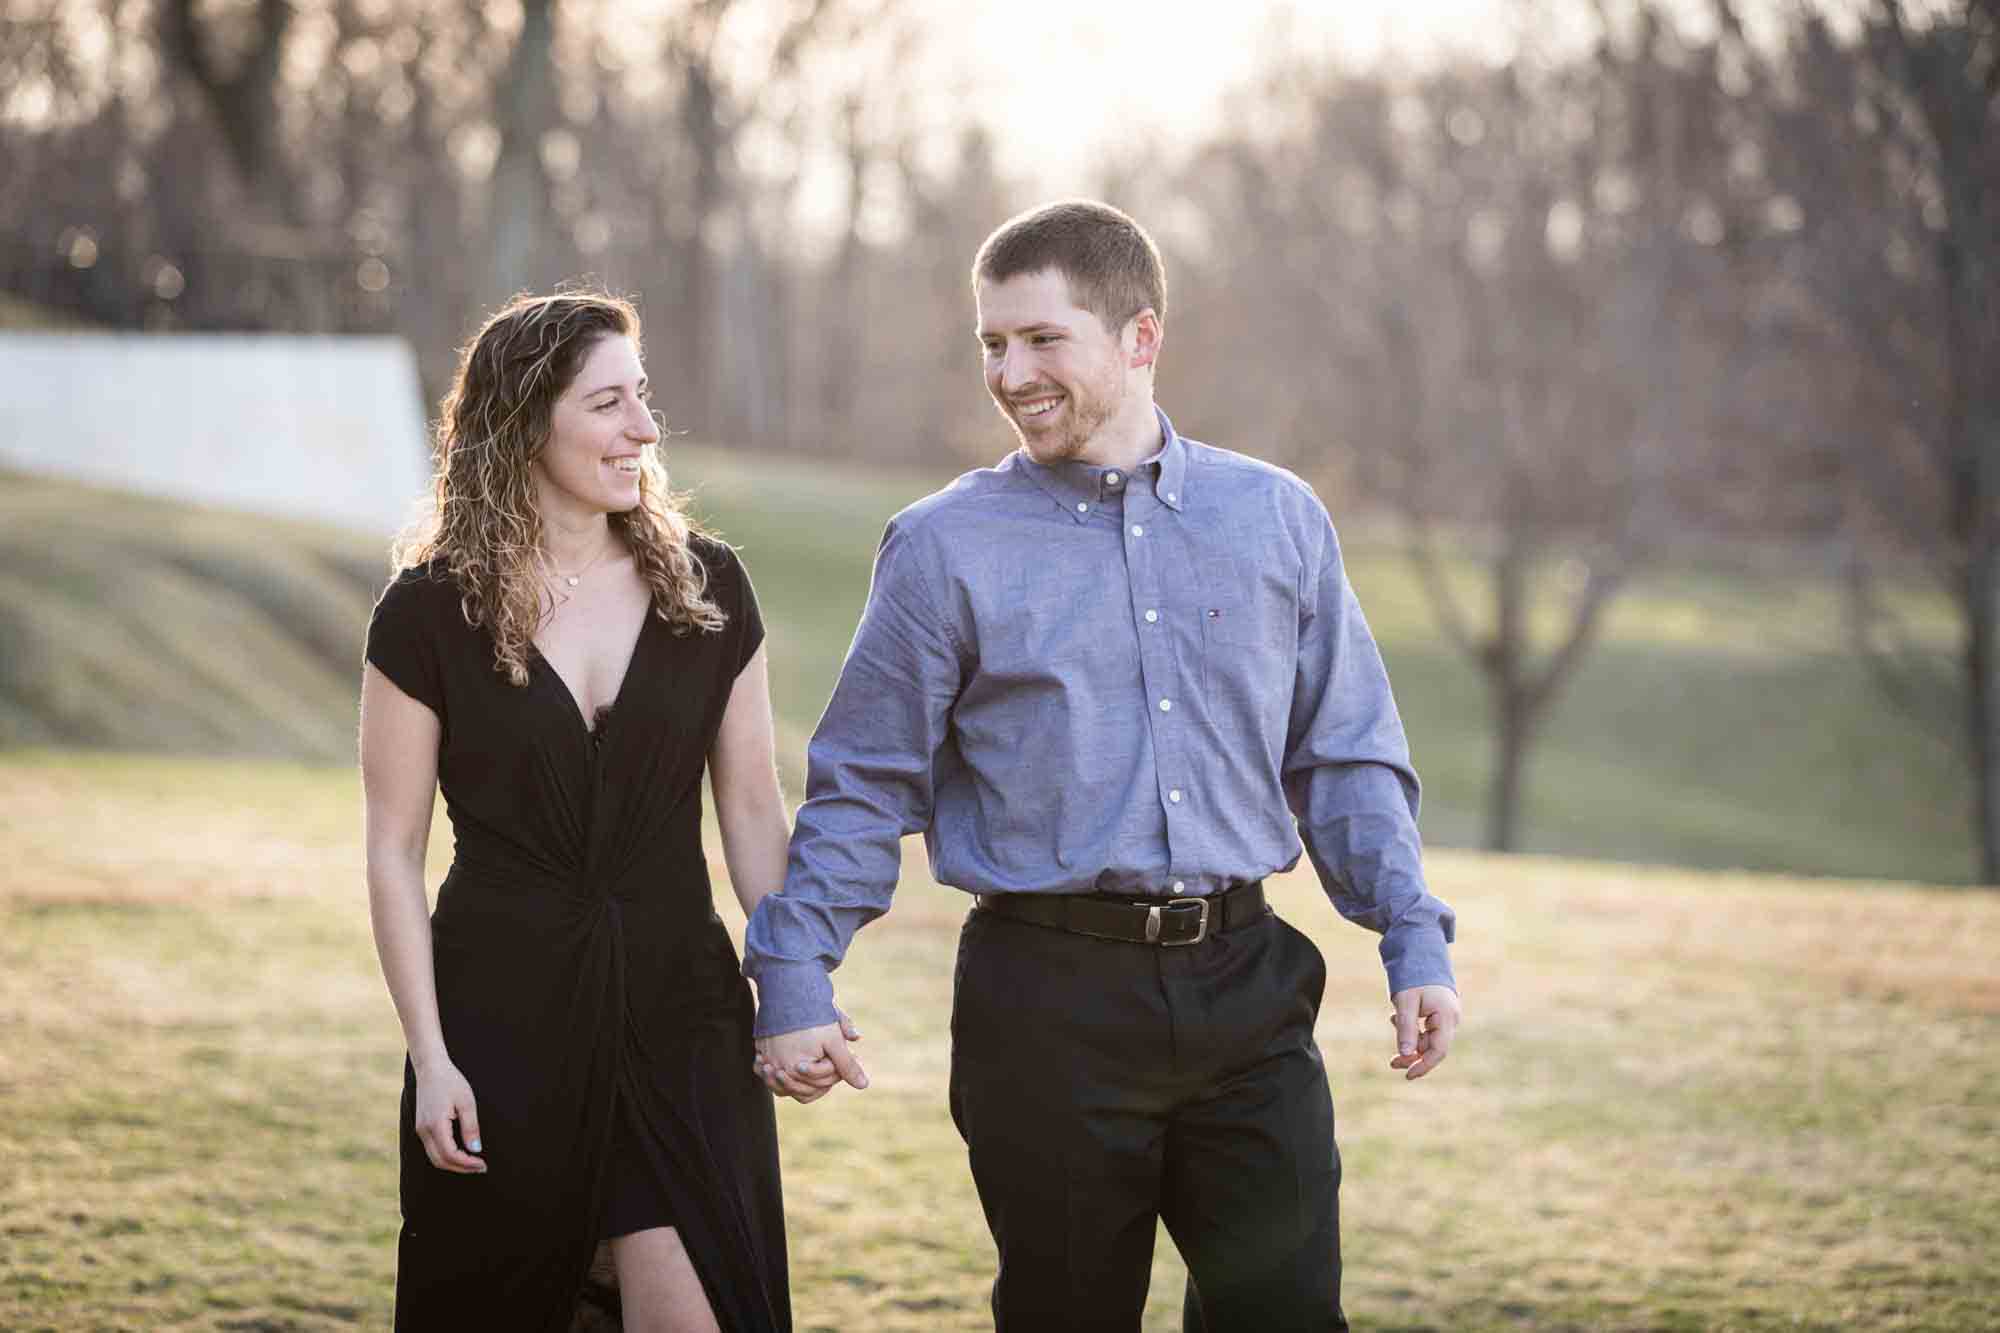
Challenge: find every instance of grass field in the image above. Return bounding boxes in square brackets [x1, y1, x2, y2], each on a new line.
[2, 750, 1997, 1331]
[0, 441, 1973, 883]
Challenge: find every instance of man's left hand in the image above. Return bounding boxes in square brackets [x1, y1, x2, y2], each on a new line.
[1389, 984, 1460, 1080]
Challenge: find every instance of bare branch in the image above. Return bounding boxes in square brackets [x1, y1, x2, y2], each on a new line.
[1403, 518, 1481, 664]
[1524, 558, 1628, 718]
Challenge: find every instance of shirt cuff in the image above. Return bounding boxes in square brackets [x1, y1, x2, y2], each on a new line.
[1380, 920, 1456, 996]
[748, 959, 840, 1038]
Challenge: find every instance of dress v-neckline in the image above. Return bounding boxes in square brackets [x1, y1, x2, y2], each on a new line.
[531, 606, 653, 741]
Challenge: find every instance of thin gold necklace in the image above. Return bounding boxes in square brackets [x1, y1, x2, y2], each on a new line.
[542, 538, 616, 589]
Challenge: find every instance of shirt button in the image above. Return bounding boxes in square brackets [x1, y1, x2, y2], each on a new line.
[1144, 609, 1158, 623]
[1167, 492, 1178, 503]
[1076, 502, 1088, 513]
[1131, 524, 1144, 537]
[1158, 698, 1172, 712]
[1106, 471, 1121, 485]
[1168, 789, 1183, 804]
[1172, 881, 1186, 895]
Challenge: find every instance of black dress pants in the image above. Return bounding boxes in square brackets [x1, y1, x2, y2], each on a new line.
[948, 903, 1347, 1333]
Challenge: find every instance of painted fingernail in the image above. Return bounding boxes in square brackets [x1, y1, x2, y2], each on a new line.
[467, 1138, 482, 1153]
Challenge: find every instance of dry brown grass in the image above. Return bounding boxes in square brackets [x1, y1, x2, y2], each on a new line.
[2, 751, 1996, 1331]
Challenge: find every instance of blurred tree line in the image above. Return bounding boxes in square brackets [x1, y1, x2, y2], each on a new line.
[2, 0, 1995, 876]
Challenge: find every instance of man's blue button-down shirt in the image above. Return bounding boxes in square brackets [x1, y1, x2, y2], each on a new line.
[744, 408, 1457, 1037]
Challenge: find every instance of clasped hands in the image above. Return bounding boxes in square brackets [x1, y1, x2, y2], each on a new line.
[753, 1011, 867, 1103]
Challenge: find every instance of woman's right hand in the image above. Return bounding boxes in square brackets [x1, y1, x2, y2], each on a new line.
[412, 1057, 486, 1173]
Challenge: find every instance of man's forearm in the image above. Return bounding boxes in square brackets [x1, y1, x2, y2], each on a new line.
[1291, 766, 1457, 995]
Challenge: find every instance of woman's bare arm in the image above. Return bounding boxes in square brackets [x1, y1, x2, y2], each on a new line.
[360, 663, 484, 1173]
[708, 645, 791, 921]
[711, 644, 861, 1099]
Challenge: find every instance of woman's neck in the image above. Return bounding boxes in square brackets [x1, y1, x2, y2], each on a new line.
[539, 511, 616, 575]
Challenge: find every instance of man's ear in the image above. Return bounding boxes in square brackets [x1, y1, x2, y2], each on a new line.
[1128, 308, 1162, 371]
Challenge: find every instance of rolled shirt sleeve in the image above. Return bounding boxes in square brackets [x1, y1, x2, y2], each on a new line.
[1281, 497, 1457, 996]
[742, 515, 965, 1037]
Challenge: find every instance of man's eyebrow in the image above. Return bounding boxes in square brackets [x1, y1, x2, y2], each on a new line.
[976, 321, 1067, 338]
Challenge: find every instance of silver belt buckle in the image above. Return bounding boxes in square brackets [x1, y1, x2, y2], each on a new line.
[1146, 898, 1210, 946]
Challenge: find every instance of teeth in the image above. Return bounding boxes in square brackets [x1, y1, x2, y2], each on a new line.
[609, 458, 640, 473]
[1019, 398, 1061, 418]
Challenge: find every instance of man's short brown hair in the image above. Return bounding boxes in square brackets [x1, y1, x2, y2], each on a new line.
[972, 199, 1167, 333]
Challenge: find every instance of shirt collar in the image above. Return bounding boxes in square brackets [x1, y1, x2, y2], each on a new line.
[1151, 407, 1188, 512]
[1012, 405, 1189, 523]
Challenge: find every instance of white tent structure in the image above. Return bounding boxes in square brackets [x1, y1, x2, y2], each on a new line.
[0, 333, 432, 537]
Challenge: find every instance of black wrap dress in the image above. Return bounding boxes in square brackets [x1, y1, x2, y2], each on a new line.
[364, 538, 789, 1333]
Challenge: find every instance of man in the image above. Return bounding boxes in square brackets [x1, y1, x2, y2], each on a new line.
[744, 199, 1460, 1331]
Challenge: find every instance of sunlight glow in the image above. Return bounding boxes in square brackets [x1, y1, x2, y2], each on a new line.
[930, 0, 1528, 191]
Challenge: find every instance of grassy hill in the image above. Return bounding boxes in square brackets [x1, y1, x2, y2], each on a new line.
[0, 292, 91, 330]
[0, 472, 387, 759]
[0, 448, 1975, 882]
[1, 750, 1995, 1330]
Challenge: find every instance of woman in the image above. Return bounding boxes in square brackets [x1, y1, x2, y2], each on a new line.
[361, 291, 824, 1331]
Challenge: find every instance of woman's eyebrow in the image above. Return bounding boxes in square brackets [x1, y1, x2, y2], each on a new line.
[579, 376, 644, 398]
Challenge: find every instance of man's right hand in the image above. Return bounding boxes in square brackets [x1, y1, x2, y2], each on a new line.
[754, 1018, 868, 1104]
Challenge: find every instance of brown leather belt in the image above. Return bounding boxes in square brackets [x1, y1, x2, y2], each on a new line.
[974, 881, 1267, 947]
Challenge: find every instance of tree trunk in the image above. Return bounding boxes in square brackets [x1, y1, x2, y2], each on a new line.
[1967, 543, 2000, 882]
[1931, 67, 2000, 881]
[158, 0, 295, 218]
[681, 62, 723, 434]
[483, 0, 557, 304]
[1488, 683, 1533, 854]
[1483, 539, 1530, 852]
[820, 98, 866, 432]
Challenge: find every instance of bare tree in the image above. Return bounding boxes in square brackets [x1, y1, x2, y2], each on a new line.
[1741, 0, 2000, 878]
[1165, 9, 1757, 851]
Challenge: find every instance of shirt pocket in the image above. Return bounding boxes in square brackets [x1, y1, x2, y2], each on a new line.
[1198, 589, 1294, 712]
[1201, 598, 1265, 650]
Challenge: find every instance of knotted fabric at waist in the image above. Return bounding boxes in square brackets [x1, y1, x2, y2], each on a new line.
[434, 851, 717, 942]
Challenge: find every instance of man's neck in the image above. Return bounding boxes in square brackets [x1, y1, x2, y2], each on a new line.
[1074, 395, 1163, 473]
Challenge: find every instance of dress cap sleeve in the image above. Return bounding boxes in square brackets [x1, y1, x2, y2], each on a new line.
[365, 564, 448, 718]
[699, 538, 765, 674]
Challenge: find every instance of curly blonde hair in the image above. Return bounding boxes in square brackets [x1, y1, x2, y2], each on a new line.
[394, 290, 725, 687]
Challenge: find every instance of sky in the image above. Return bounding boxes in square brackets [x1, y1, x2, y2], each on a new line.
[921, 0, 1583, 191]
[904, 0, 1858, 195]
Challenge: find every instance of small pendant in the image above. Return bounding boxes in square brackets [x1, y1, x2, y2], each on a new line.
[565, 575, 580, 587]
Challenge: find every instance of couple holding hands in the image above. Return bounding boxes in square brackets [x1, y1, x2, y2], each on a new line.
[360, 199, 1460, 1333]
